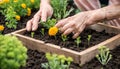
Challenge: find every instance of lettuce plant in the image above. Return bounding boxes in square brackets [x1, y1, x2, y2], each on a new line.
[0, 35, 27, 69]
[41, 53, 73, 69]
[96, 46, 112, 66]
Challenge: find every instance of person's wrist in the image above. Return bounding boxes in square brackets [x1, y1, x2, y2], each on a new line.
[41, 0, 50, 5]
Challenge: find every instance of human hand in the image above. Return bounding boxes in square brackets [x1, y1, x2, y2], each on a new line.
[55, 10, 105, 39]
[26, 2, 53, 31]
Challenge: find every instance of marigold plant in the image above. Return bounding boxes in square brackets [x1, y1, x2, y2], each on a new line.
[21, 3, 26, 9]
[15, 15, 21, 21]
[0, 25, 5, 31]
[48, 26, 58, 36]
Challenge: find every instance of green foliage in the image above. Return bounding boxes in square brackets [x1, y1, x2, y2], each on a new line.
[96, 46, 112, 66]
[0, 0, 40, 29]
[74, 36, 81, 47]
[87, 35, 92, 45]
[51, 0, 74, 20]
[42, 53, 73, 69]
[41, 18, 57, 29]
[31, 32, 35, 38]
[61, 34, 68, 42]
[0, 35, 27, 69]
[40, 28, 45, 36]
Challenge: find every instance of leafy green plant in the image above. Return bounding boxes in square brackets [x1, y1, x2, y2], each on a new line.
[87, 35, 92, 45]
[96, 46, 112, 66]
[61, 34, 68, 42]
[41, 18, 57, 29]
[42, 53, 73, 69]
[40, 28, 45, 36]
[51, 0, 74, 20]
[74, 36, 81, 47]
[31, 32, 35, 38]
[0, 35, 27, 69]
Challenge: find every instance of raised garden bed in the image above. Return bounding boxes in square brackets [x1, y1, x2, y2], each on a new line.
[11, 23, 120, 65]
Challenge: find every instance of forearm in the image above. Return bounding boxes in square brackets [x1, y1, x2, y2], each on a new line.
[97, 4, 120, 21]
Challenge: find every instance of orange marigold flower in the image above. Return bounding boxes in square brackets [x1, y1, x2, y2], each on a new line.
[21, 3, 26, 9]
[3, 0, 9, 3]
[27, 8, 31, 16]
[0, 25, 5, 31]
[48, 26, 58, 36]
[15, 15, 21, 21]
[30, 0, 34, 4]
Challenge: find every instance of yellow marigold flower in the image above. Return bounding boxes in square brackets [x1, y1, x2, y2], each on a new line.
[21, 3, 26, 9]
[30, 0, 34, 4]
[0, 25, 5, 31]
[3, 0, 9, 3]
[14, 0, 18, 2]
[15, 15, 21, 21]
[48, 26, 58, 36]
[27, 8, 31, 16]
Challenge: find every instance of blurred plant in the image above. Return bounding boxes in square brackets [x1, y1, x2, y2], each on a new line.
[31, 32, 35, 38]
[51, 0, 74, 20]
[0, 25, 5, 34]
[41, 18, 57, 29]
[0, 0, 40, 29]
[48, 26, 58, 36]
[0, 35, 27, 69]
[40, 28, 45, 36]
[42, 53, 73, 69]
[96, 46, 112, 66]
[87, 35, 92, 45]
[61, 34, 68, 42]
[74, 36, 81, 47]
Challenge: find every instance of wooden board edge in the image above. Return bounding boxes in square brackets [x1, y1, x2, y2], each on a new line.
[79, 34, 120, 65]
[11, 28, 26, 34]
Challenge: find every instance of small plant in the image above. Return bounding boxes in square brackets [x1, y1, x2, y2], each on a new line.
[74, 36, 81, 47]
[48, 26, 58, 36]
[31, 32, 35, 38]
[87, 35, 92, 45]
[41, 18, 57, 29]
[96, 46, 112, 66]
[40, 28, 45, 36]
[0, 35, 27, 69]
[51, 0, 74, 20]
[61, 34, 68, 42]
[0, 25, 5, 34]
[41, 53, 73, 69]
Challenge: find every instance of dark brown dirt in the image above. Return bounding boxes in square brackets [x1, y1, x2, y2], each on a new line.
[24, 26, 115, 52]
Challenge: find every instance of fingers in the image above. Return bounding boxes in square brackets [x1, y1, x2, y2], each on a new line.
[55, 18, 69, 28]
[41, 10, 47, 22]
[26, 19, 33, 31]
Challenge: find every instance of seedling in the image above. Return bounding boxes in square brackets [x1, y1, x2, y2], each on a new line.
[40, 28, 45, 36]
[31, 32, 34, 38]
[41, 53, 73, 69]
[61, 34, 68, 42]
[87, 35, 92, 45]
[96, 46, 112, 66]
[74, 36, 81, 47]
